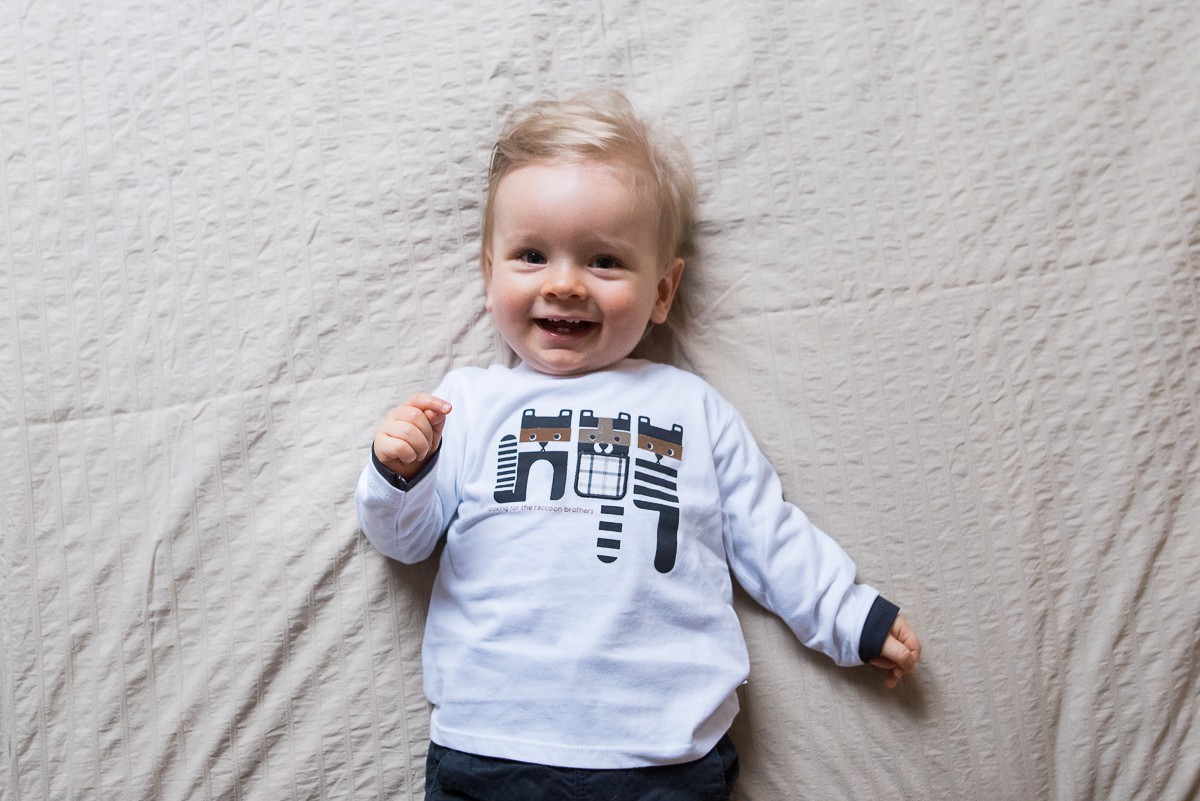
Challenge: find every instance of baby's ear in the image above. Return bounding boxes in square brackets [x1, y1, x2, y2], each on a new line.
[482, 253, 494, 312]
[651, 258, 685, 324]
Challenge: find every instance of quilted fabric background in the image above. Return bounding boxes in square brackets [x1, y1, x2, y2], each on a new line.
[2, 2, 1197, 799]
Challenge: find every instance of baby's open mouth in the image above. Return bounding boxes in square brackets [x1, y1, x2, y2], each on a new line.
[536, 318, 597, 335]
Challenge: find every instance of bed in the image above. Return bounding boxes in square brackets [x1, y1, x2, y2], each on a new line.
[2, 1, 1197, 798]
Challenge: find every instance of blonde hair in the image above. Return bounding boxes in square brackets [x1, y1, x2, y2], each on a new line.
[482, 90, 696, 271]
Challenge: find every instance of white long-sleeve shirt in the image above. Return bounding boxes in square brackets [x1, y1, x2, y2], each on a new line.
[356, 359, 894, 769]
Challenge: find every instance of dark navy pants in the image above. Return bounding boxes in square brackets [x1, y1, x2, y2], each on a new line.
[425, 735, 740, 801]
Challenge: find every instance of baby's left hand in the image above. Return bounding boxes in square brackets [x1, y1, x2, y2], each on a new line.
[870, 615, 921, 688]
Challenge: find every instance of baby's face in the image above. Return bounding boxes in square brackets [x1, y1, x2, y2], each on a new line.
[484, 160, 682, 377]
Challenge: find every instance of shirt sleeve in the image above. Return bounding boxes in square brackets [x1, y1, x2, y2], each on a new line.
[711, 395, 883, 666]
[355, 449, 446, 563]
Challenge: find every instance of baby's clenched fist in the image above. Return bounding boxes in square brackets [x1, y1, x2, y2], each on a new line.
[372, 393, 452, 480]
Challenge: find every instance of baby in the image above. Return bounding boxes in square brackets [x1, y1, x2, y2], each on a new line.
[356, 90, 921, 801]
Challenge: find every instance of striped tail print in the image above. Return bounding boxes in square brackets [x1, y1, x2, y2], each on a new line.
[632, 458, 681, 573]
[596, 505, 624, 563]
[494, 434, 518, 496]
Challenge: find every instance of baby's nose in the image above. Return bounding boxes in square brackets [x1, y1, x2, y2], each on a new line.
[541, 264, 588, 298]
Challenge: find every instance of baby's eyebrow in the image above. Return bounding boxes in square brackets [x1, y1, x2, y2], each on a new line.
[584, 232, 642, 253]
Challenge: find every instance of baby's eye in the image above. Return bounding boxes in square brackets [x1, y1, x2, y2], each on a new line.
[591, 256, 619, 270]
[521, 251, 547, 265]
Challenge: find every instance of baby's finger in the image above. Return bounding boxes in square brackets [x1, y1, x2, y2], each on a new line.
[869, 656, 907, 688]
[880, 635, 919, 675]
[386, 404, 437, 441]
[869, 656, 897, 671]
[405, 394, 451, 433]
[405, 393, 452, 418]
[892, 616, 922, 654]
[376, 412, 437, 463]
[375, 432, 425, 465]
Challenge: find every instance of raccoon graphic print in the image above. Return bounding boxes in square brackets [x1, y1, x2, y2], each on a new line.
[491, 406, 683, 572]
[493, 409, 573, 503]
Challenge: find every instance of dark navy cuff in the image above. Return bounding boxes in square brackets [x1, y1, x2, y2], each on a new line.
[371, 446, 439, 490]
[858, 595, 900, 663]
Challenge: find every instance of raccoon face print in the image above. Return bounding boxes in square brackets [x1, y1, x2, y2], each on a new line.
[637, 421, 684, 463]
[579, 412, 632, 456]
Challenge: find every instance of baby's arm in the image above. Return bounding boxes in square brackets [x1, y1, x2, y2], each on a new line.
[868, 615, 921, 688]
[357, 391, 454, 564]
[372, 393, 452, 481]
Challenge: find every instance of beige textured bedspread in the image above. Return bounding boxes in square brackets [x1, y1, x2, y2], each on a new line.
[3, 2, 1197, 799]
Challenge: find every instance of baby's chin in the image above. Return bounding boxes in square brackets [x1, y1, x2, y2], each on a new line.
[517, 350, 636, 377]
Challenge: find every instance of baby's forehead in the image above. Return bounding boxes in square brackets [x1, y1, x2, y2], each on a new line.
[495, 157, 661, 214]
